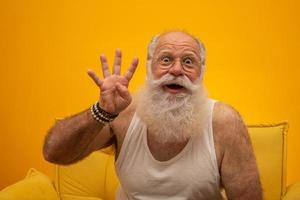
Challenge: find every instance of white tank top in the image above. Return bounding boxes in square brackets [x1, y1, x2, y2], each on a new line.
[115, 99, 223, 200]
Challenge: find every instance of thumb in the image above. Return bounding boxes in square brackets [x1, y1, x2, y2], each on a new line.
[115, 83, 131, 103]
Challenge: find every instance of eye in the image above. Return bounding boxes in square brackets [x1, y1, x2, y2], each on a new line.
[183, 57, 193, 66]
[160, 56, 173, 65]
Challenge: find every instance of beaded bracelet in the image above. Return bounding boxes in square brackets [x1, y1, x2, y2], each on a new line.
[90, 102, 119, 124]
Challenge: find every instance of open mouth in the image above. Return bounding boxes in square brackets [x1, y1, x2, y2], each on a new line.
[164, 83, 186, 93]
[166, 84, 184, 90]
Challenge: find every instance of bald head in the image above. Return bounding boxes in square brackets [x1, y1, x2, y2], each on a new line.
[156, 32, 201, 52]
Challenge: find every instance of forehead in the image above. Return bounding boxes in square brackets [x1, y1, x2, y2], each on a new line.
[154, 32, 200, 55]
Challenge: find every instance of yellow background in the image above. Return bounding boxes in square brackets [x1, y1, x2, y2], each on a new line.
[0, 0, 299, 189]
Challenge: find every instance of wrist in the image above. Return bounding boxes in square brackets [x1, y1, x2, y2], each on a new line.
[90, 102, 119, 124]
[98, 98, 117, 114]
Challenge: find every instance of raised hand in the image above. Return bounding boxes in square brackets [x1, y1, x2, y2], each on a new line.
[87, 49, 139, 114]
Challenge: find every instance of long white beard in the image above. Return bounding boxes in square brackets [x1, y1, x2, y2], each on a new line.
[136, 74, 210, 144]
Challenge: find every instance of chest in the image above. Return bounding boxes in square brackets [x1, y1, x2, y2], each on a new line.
[114, 122, 222, 170]
[116, 129, 223, 200]
[146, 132, 190, 162]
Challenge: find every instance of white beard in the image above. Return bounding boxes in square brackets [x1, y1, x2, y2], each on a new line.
[136, 74, 210, 144]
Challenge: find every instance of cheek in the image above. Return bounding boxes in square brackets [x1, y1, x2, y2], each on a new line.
[152, 65, 168, 78]
[187, 68, 201, 82]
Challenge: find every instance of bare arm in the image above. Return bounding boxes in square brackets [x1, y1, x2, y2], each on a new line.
[43, 49, 138, 165]
[214, 103, 262, 200]
[43, 109, 112, 165]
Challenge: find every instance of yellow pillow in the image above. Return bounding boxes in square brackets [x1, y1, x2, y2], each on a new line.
[0, 168, 59, 200]
[248, 122, 288, 200]
[55, 151, 110, 199]
[59, 194, 103, 200]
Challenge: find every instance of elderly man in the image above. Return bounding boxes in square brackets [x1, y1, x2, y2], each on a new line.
[43, 31, 262, 200]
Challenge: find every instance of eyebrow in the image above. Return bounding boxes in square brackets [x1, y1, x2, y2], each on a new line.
[156, 49, 199, 58]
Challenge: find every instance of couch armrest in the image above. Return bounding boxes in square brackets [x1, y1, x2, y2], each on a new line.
[283, 181, 300, 200]
[0, 168, 59, 200]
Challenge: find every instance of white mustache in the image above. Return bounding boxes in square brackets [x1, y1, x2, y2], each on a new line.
[148, 74, 200, 93]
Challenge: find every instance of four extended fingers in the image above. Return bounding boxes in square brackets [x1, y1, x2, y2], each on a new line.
[90, 49, 138, 86]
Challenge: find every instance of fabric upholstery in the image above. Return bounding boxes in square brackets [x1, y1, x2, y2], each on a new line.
[0, 168, 59, 200]
[55, 150, 110, 199]
[248, 122, 288, 199]
[59, 194, 103, 200]
[104, 155, 119, 200]
[283, 182, 300, 200]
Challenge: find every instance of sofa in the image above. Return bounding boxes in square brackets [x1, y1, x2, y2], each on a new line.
[1, 122, 300, 200]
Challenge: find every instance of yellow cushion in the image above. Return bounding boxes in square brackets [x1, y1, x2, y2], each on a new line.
[104, 155, 119, 200]
[59, 194, 103, 200]
[283, 182, 300, 200]
[248, 122, 288, 200]
[0, 168, 59, 200]
[55, 150, 115, 200]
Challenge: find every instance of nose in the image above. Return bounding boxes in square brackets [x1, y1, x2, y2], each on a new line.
[168, 59, 184, 76]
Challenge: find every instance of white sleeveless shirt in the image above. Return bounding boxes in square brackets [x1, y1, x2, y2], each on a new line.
[115, 99, 223, 200]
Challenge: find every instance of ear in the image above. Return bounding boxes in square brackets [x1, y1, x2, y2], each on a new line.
[146, 60, 154, 81]
[199, 64, 206, 81]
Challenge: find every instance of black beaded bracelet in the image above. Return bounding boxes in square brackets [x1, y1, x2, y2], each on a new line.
[90, 102, 118, 124]
[92, 104, 110, 122]
[95, 102, 118, 119]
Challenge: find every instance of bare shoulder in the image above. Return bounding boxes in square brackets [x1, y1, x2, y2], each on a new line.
[213, 101, 244, 128]
[213, 101, 247, 142]
[212, 101, 250, 164]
